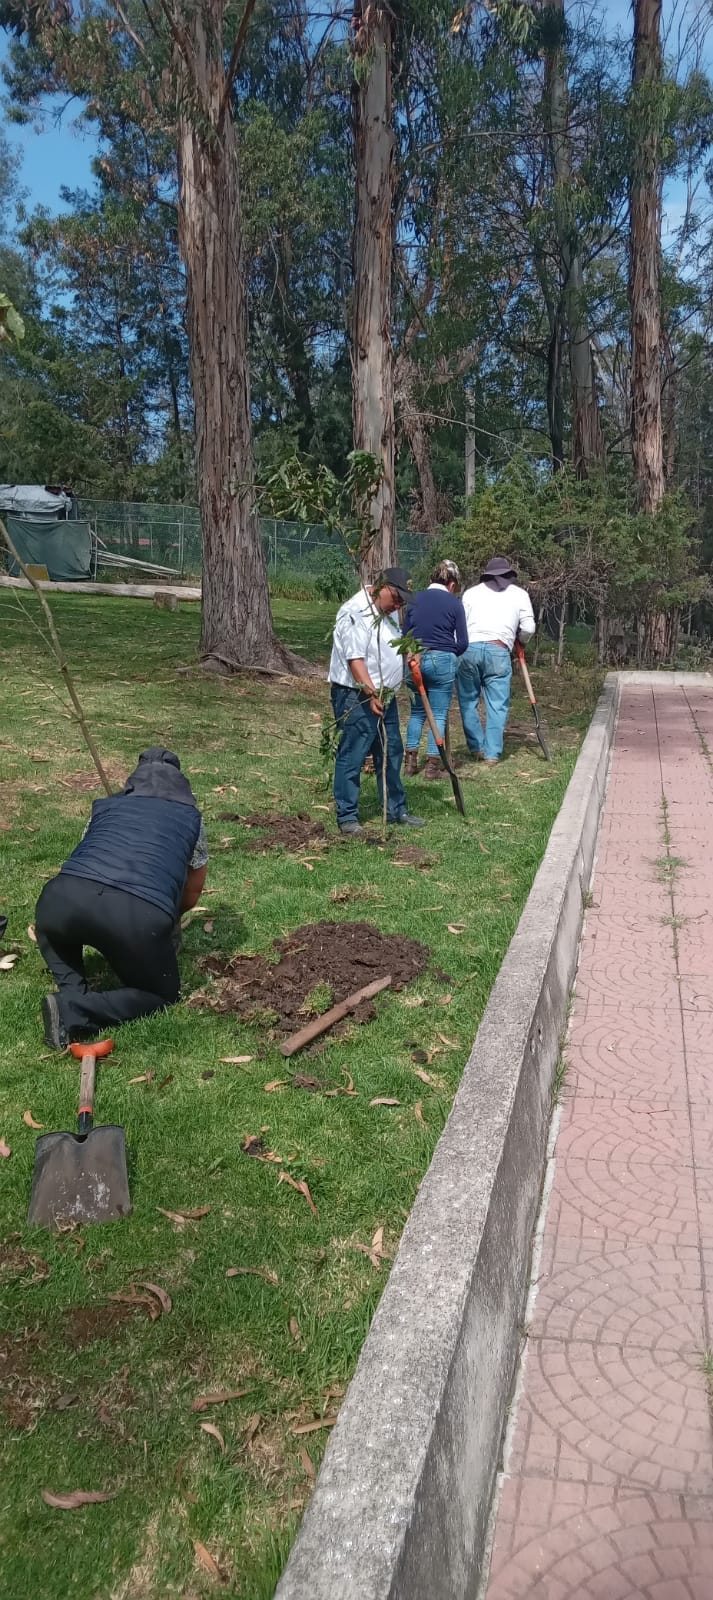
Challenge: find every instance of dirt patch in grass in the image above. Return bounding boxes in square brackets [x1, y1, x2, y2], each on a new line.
[192, 919, 430, 1032]
[63, 1303, 151, 1349]
[238, 812, 329, 853]
[0, 1241, 50, 1280]
[59, 761, 128, 793]
[391, 845, 437, 869]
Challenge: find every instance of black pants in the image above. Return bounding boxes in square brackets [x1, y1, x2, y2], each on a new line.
[35, 875, 180, 1034]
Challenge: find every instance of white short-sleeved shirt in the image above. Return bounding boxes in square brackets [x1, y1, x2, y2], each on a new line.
[461, 583, 536, 651]
[328, 588, 404, 692]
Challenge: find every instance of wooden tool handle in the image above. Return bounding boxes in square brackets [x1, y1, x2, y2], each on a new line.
[280, 975, 392, 1058]
[78, 1053, 96, 1134]
[514, 641, 536, 705]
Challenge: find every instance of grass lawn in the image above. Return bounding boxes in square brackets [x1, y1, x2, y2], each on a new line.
[0, 591, 600, 1598]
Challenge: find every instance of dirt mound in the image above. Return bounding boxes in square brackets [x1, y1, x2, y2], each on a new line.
[60, 761, 128, 794]
[218, 811, 329, 853]
[63, 1303, 150, 1349]
[392, 845, 436, 869]
[191, 920, 430, 1033]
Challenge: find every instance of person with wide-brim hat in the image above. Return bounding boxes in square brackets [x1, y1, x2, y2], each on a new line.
[456, 557, 536, 764]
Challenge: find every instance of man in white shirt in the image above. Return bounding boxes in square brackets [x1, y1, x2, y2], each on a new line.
[456, 556, 536, 765]
[328, 567, 426, 836]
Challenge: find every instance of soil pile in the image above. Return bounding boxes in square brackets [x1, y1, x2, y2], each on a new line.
[218, 811, 328, 853]
[190, 920, 430, 1034]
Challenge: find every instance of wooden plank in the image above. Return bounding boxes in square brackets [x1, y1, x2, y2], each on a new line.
[0, 576, 201, 601]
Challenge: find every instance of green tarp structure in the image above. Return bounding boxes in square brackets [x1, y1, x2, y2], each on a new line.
[5, 516, 93, 581]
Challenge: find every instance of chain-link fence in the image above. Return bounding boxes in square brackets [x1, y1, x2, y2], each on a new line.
[79, 499, 433, 585]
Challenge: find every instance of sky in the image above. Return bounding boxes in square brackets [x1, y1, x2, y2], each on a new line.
[0, 2, 710, 234]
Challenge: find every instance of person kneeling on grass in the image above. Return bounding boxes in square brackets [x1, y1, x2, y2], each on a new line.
[35, 747, 209, 1050]
[328, 566, 426, 837]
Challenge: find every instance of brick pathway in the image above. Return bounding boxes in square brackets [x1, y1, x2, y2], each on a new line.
[485, 682, 713, 1600]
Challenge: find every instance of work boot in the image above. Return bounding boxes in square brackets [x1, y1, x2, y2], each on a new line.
[339, 820, 365, 837]
[392, 812, 427, 828]
[423, 756, 443, 780]
[404, 750, 419, 777]
[41, 993, 68, 1052]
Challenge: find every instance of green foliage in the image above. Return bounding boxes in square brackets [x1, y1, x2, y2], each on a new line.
[0, 292, 24, 344]
[260, 451, 384, 563]
[433, 456, 708, 662]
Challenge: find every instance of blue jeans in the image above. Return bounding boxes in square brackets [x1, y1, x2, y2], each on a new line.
[456, 643, 512, 761]
[331, 685, 407, 825]
[405, 650, 458, 757]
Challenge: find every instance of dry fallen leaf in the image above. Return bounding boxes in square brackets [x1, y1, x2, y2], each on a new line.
[447, 923, 465, 935]
[369, 1096, 400, 1108]
[191, 1388, 251, 1413]
[41, 1487, 117, 1510]
[23, 1110, 43, 1130]
[425, 1046, 444, 1065]
[199, 1422, 226, 1453]
[193, 1540, 226, 1584]
[0, 952, 18, 971]
[291, 1416, 338, 1436]
[137, 1281, 172, 1315]
[277, 1170, 318, 1217]
[263, 1079, 287, 1093]
[413, 1068, 434, 1086]
[203, 918, 215, 934]
[219, 1055, 253, 1065]
[157, 1205, 211, 1230]
[0, 1139, 12, 1159]
[225, 1266, 279, 1287]
[438, 993, 453, 1006]
[27, 923, 37, 943]
[353, 1226, 386, 1271]
[289, 1316, 301, 1343]
[300, 1445, 316, 1481]
[414, 1101, 426, 1125]
[105, 1288, 160, 1321]
[128, 1071, 154, 1085]
[243, 1411, 261, 1445]
[437, 1033, 459, 1049]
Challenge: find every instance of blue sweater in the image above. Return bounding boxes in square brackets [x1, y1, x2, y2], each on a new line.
[404, 586, 468, 656]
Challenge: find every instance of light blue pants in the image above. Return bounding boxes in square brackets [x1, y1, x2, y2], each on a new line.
[456, 642, 512, 761]
[406, 650, 457, 757]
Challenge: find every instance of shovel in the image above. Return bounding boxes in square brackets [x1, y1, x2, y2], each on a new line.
[514, 640, 551, 761]
[409, 659, 466, 816]
[27, 1038, 131, 1229]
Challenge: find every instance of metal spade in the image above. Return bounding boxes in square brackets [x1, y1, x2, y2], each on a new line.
[27, 1038, 131, 1229]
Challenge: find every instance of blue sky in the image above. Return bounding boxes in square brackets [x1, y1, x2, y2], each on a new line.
[0, 1, 709, 237]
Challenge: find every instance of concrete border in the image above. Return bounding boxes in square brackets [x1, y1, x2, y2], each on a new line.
[276, 673, 620, 1600]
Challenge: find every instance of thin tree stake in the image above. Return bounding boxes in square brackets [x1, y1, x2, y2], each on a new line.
[0, 516, 113, 795]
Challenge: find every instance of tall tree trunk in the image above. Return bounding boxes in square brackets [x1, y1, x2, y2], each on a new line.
[176, 3, 301, 673]
[544, 0, 604, 476]
[629, 0, 665, 513]
[351, 0, 396, 574]
[465, 389, 476, 499]
[394, 350, 440, 530]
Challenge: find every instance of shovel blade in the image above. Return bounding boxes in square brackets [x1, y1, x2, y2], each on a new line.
[27, 1126, 131, 1229]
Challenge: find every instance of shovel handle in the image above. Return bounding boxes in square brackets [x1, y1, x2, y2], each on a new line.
[409, 659, 443, 750]
[514, 640, 535, 704]
[78, 1054, 96, 1135]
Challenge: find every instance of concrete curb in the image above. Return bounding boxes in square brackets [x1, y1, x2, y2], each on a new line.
[276, 673, 620, 1600]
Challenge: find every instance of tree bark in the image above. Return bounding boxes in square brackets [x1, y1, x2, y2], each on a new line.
[351, 0, 396, 574]
[394, 349, 441, 530]
[544, 0, 604, 477]
[176, 2, 304, 672]
[629, 0, 665, 513]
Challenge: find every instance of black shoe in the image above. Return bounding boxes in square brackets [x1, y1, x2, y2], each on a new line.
[391, 812, 427, 827]
[41, 993, 68, 1052]
[339, 820, 365, 837]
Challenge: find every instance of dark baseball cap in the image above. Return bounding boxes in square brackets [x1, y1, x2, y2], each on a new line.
[380, 566, 413, 602]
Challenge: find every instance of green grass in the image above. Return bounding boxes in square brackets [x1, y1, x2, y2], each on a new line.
[0, 592, 600, 1598]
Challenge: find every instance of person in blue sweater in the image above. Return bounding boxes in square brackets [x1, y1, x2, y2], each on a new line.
[403, 560, 469, 779]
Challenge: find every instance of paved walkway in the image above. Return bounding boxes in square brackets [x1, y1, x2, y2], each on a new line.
[485, 681, 713, 1599]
